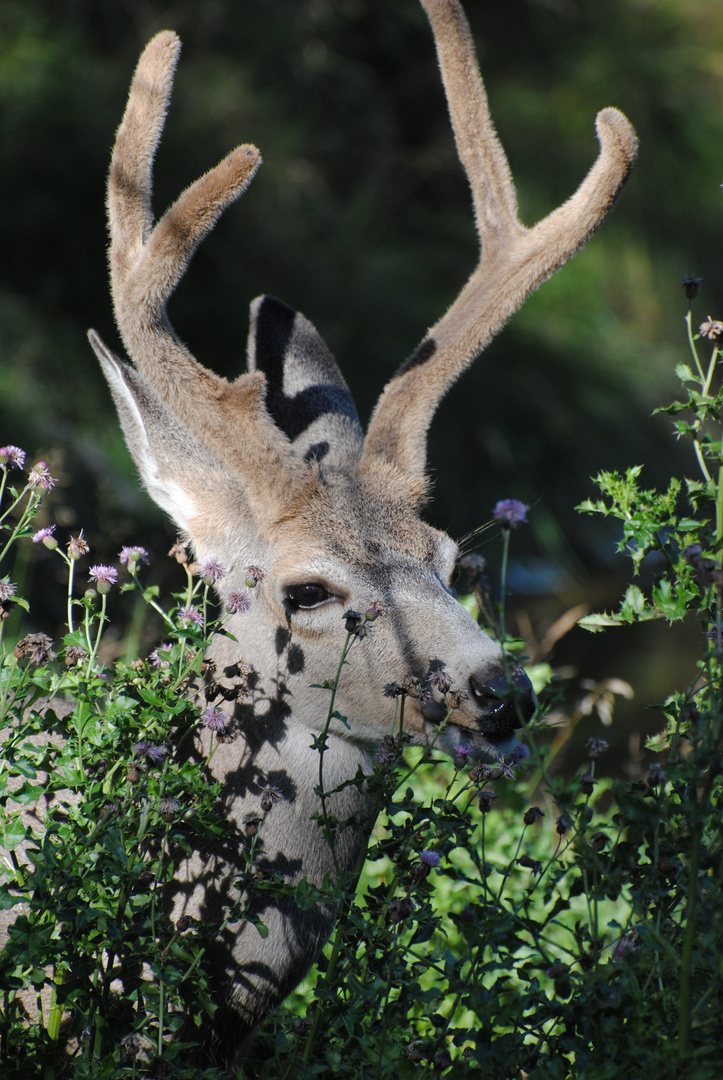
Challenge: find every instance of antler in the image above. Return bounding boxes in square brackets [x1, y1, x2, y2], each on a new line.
[90, 31, 303, 493]
[361, 0, 637, 488]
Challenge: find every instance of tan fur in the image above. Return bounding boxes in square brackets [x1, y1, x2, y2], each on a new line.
[362, 1, 638, 487]
[78, 0, 635, 1065]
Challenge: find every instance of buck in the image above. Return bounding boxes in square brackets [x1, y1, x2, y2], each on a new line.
[80, 0, 637, 1065]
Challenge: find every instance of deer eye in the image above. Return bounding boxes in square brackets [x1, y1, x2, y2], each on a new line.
[284, 583, 334, 611]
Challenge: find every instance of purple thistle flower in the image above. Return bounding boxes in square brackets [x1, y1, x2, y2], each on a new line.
[134, 741, 168, 765]
[419, 850, 441, 868]
[0, 579, 17, 602]
[493, 499, 529, 528]
[119, 545, 149, 567]
[28, 461, 56, 491]
[245, 565, 265, 586]
[201, 706, 227, 732]
[453, 745, 471, 770]
[226, 590, 251, 615]
[178, 605, 204, 627]
[88, 565, 118, 594]
[32, 525, 57, 547]
[199, 559, 227, 584]
[428, 667, 452, 694]
[67, 532, 90, 561]
[149, 643, 173, 668]
[260, 785, 285, 812]
[0, 446, 26, 470]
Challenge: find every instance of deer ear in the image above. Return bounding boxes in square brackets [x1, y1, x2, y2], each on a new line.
[89, 330, 242, 535]
[246, 295, 363, 470]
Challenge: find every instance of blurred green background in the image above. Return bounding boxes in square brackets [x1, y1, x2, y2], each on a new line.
[2, 0, 722, 763]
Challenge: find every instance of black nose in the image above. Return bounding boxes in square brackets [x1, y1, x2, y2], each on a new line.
[469, 665, 536, 741]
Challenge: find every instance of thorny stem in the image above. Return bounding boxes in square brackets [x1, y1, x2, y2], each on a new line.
[686, 310, 705, 384]
[0, 487, 41, 565]
[316, 631, 355, 875]
[498, 526, 511, 640]
[85, 592, 108, 677]
[678, 761, 719, 1053]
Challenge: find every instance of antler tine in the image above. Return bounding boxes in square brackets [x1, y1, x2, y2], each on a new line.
[361, 0, 637, 487]
[102, 31, 293, 476]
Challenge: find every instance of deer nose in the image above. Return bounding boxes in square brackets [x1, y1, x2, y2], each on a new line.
[469, 666, 536, 741]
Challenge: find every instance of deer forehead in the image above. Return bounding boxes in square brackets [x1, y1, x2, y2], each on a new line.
[266, 483, 458, 584]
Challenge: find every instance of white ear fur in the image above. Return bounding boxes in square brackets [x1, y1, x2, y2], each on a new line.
[89, 330, 201, 533]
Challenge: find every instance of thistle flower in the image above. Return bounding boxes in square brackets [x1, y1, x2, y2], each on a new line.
[159, 797, 181, 821]
[580, 772, 596, 795]
[199, 559, 227, 584]
[419, 850, 441, 868]
[13, 633, 54, 665]
[700, 317, 723, 340]
[201, 706, 226, 732]
[168, 540, 189, 564]
[523, 806, 544, 826]
[67, 532, 90, 561]
[343, 609, 376, 639]
[447, 690, 466, 709]
[260, 785, 284, 812]
[178, 605, 204, 627]
[0, 445, 26, 470]
[0, 579, 16, 602]
[556, 814, 572, 835]
[681, 275, 702, 300]
[88, 565, 118, 594]
[245, 565, 265, 587]
[64, 644, 88, 667]
[428, 667, 452, 694]
[119, 545, 149, 567]
[226, 590, 251, 615]
[149, 643, 173, 668]
[28, 461, 56, 491]
[32, 525, 57, 549]
[478, 789, 498, 813]
[133, 742, 168, 765]
[493, 498, 529, 528]
[453, 745, 471, 770]
[518, 853, 542, 874]
[383, 682, 405, 698]
[586, 737, 609, 760]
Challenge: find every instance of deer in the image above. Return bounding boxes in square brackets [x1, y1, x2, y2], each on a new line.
[79, 0, 637, 1066]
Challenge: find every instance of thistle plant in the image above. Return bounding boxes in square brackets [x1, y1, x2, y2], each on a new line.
[0, 454, 269, 1079]
[4, 284, 723, 1079]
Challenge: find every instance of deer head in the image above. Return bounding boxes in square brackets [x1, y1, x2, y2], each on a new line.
[88, 0, 636, 1063]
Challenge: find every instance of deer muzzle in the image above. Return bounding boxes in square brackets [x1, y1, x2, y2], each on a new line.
[468, 667, 536, 742]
